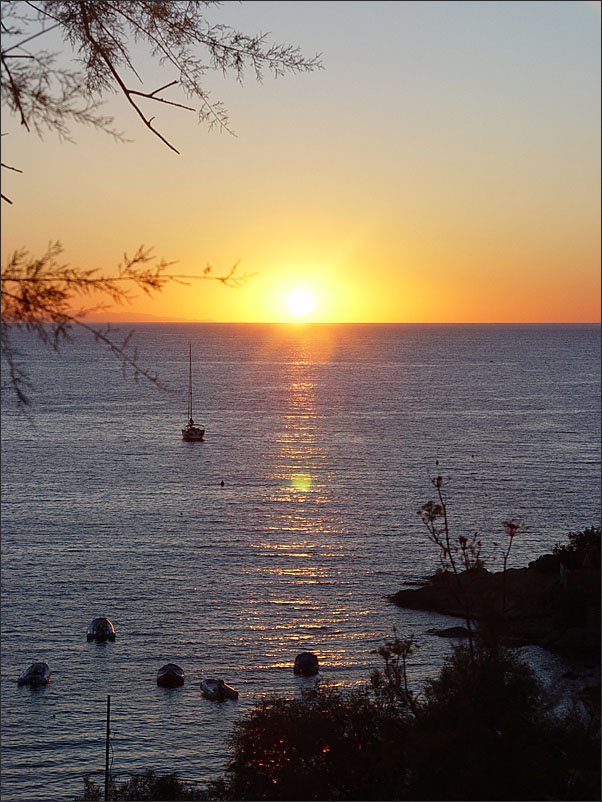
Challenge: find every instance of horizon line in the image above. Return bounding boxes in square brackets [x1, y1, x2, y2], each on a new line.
[74, 319, 602, 325]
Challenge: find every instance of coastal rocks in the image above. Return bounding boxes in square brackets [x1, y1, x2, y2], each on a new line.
[427, 626, 470, 638]
[391, 557, 600, 660]
[391, 563, 562, 622]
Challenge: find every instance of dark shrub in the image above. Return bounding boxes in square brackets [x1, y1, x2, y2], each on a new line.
[214, 683, 409, 800]
[406, 644, 570, 800]
[77, 770, 206, 800]
[556, 586, 589, 627]
[212, 638, 600, 801]
[553, 526, 601, 570]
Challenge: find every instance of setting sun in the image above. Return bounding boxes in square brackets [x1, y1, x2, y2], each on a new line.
[286, 289, 316, 318]
[1, 2, 601, 798]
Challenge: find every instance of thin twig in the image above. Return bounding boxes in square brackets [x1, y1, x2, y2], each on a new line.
[1, 55, 30, 130]
[1, 21, 61, 55]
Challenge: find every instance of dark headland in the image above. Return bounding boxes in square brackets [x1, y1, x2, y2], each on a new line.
[390, 528, 601, 665]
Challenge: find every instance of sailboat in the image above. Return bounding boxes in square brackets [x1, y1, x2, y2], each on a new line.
[182, 344, 205, 441]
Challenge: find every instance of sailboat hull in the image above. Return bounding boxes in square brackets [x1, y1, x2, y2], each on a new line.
[182, 426, 205, 441]
[182, 345, 205, 440]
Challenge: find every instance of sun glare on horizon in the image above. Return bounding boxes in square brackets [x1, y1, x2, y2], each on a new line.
[285, 288, 316, 319]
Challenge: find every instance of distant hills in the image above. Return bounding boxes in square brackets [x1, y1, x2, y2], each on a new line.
[77, 312, 215, 323]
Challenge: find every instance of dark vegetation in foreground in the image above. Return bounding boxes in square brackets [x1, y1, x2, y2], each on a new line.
[79, 770, 206, 800]
[78, 525, 601, 801]
[79, 637, 600, 801]
[209, 643, 600, 801]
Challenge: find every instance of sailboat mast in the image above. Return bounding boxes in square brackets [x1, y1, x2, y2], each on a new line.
[188, 344, 193, 421]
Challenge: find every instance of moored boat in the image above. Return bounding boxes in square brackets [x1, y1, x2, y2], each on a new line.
[17, 661, 51, 687]
[86, 617, 116, 642]
[182, 344, 205, 441]
[294, 651, 319, 676]
[157, 663, 185, 688]
[200, 678, 239, 700]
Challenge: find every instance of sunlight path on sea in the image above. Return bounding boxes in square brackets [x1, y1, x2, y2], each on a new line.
[1, 323, 599, 800]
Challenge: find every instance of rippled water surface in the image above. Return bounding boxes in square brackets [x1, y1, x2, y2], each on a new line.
[1, 323, 600, 800]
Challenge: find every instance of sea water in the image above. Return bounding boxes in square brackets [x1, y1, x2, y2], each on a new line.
[1, 323, 600, 800]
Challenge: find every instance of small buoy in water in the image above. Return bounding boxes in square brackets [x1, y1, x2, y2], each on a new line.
[220, 480, 225, 487]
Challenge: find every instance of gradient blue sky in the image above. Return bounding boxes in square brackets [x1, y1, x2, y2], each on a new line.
[2, 1, 600, 321]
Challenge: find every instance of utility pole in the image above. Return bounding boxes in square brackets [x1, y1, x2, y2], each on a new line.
[104, 694, 111, 801]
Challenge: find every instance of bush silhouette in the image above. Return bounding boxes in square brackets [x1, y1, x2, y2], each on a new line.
[406, 644, 579, 800]
[78, 770, 206, 800]
[213, 637, 600, 801]
[211, 683, 409, 801]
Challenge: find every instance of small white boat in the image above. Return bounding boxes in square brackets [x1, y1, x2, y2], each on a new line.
[157, 663, 185, 688]
[294, 651, 319, 676]
[86, 617, 116, 642]
[17, 661, 51, 687]
[200, 678, 239, 700]
[182, 344, 205, 441]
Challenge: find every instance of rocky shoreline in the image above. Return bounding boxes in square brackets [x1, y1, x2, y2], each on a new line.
[390, 551, 600, 664]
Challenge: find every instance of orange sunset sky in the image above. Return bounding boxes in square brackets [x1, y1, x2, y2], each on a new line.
[2, 1, 601, 323]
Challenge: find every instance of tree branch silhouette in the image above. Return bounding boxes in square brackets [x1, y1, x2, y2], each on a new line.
[1, 2, 321, 409]
[1, 0, 322, 165]
[1, 243, 253, 408]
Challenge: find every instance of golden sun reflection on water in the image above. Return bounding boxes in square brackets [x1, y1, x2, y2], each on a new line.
[269, 599, 318, 606]
[291, 472, 312, 492]
[241, 332, 381, 678]
[277, 360, 321, 498]
[260, 566, 329, 579]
